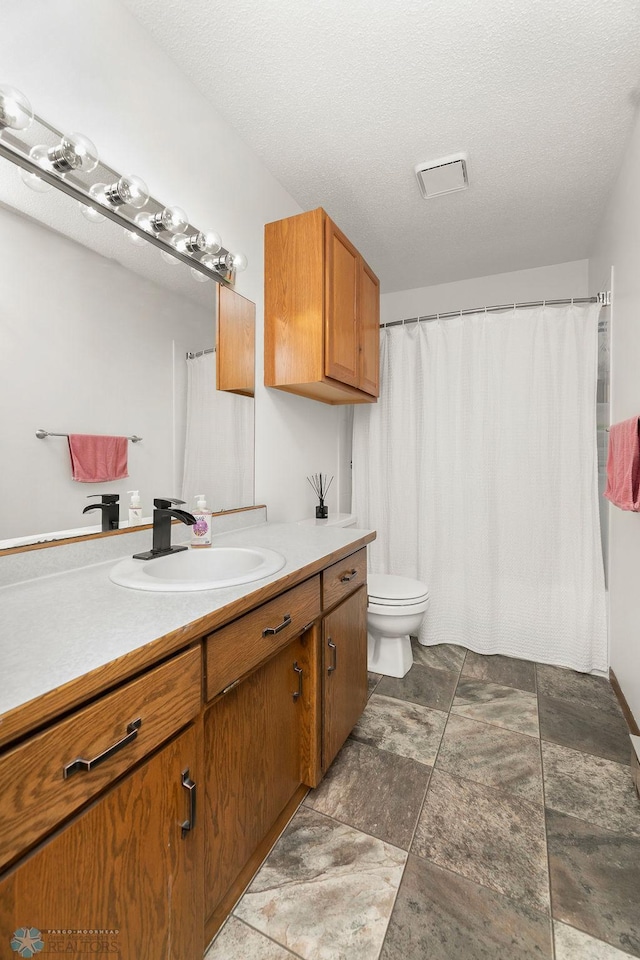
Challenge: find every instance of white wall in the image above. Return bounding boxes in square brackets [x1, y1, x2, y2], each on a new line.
[0, 0, 343, 525]
[589, 104, 640, 727]
[380, 260, 589, 323]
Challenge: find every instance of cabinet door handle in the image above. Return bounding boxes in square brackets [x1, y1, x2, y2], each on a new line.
[262, 613, 292, 637]
[63, 718, 142, 779]
[340, 570, 358, 583]
[181, 769, 196, 838]
[327, 639, 337, 675]
[293, 661, 303, 701]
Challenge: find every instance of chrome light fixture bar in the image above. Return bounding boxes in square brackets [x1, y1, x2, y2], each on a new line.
[0, 89, 247, 283]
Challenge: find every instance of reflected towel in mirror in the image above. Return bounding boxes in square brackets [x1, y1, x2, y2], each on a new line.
[68, 434, 129, 483]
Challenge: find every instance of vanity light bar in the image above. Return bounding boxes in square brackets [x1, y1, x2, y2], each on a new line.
[0, 86, 247, 283]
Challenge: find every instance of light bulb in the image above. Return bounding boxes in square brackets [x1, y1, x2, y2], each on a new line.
[93, 174, 148, 209]
[0, 85, 33, 132]
[209, 252, 248, 274]
[179, 229, 222, 255]
[79, 200, 106, 223]
[30, 132, 99, 174]
[190, 266, 210, 283]
[231, 252, 248, 273]
[160, 247, 181, 266]
[124, 227, 146, 246]
[145, 205, 189, 235]
[19, 167, 52, 193]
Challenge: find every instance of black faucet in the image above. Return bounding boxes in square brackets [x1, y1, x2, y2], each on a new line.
[83, 494, 120, 532]
[132, 498, 196, 560]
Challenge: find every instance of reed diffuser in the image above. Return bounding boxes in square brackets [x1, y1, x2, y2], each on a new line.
[307, 473, 333, 519]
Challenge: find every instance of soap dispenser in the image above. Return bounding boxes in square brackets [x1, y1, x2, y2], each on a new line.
[191, 494, 212, 547]
[128, 490, 143, 526]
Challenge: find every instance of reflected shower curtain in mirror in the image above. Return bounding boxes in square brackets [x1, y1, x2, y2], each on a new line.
[353, 303, 607, 671]
[182, 352, 253, 512]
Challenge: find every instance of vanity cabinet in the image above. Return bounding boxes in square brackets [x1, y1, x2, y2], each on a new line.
[0, 647, 203, 960]
[264, 207, 380, 404]
[0, 536, 373, 959]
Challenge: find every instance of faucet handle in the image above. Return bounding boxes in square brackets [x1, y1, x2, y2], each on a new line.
[153, 497, 186, 510]
[87, 493, 119, 504]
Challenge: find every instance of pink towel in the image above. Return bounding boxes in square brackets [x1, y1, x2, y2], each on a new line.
[604, 417, 640, 511]
[68, 434, 129, 483]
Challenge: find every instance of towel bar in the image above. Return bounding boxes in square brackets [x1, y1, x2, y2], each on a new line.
[36, 429, 143, 443]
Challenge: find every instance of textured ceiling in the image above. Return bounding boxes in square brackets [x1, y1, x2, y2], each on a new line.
[122, 0, 640, 293]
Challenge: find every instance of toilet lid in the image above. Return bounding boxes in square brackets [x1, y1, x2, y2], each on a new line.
[368, 573, 429, 604]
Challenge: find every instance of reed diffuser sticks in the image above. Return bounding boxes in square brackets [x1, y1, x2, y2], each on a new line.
[307, 473, 333, 518]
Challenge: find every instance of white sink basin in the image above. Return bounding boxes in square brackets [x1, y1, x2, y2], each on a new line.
[110, 546, 286, 592]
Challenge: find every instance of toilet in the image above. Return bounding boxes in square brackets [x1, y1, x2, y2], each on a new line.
[367, 574, 430, 678]
[297, 514, 429, 679]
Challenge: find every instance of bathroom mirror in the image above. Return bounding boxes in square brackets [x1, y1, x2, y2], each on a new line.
[0, 159, 255, 548]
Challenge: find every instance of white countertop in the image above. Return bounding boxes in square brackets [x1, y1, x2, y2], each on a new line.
[0, 521, 373, 726]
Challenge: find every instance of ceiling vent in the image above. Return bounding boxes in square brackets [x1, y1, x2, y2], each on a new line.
[415, 152, 469, 199]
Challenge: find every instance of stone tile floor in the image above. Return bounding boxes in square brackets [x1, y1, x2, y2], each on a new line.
[205, 642, 640, 960]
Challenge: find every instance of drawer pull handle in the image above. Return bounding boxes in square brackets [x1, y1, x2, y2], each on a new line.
[340, 570, 358, 583]
[293, 661, 303, 701]
[63, 718, 142, 779]
[328, 638, 337, 675]
[181, 769, 197, 838]
[262, 613, 292, 637]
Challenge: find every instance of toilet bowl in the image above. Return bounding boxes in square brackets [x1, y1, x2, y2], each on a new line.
[367, 574, 430, 679]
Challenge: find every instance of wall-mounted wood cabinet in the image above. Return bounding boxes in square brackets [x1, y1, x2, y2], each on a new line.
[264, 207, 380, 404]
[216, 285, 255, 397]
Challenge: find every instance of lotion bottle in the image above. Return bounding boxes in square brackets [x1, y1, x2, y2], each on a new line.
[191, 494, 212, 547]
[128, 490, 143, 526]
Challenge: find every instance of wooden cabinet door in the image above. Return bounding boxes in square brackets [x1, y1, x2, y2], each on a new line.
[216, 284, 256, 397]
[358, 259, 380, 396]
[323, 586, 368, 771]
[325, 217, 359, 388]
[203, 636, 306, 921]
[0, 724, 203, 960]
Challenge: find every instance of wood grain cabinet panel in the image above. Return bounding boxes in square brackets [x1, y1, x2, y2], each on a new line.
[322, 586, 368, 772]
[203, 634, 311, 923]
[322, 547, 368, 612]
[205, 575, 320, 700]
[0, 723, 203, 960]
[0, 645, 202, 871]
[216, 285, 255, 397]
[265, 207, 380, 404]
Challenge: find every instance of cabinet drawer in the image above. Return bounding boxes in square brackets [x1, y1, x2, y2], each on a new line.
[0, 645, 202, 871]
[322, 548, 367, 611]
[205, 575, 320, 701]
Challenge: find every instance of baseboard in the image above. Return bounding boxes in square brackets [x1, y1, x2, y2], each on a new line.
[609, 668, 640, 736]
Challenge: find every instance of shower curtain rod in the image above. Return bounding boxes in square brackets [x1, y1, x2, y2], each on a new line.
[380, 293, 611, 329]
[185, 347, 215, 359]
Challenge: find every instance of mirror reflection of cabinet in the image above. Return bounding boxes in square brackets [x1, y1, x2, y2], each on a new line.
[216, 286, 255, 398]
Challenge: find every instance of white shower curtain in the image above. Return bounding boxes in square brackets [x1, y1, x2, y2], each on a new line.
[353, 303, 607, 672]
[182, 352, 254, 512]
